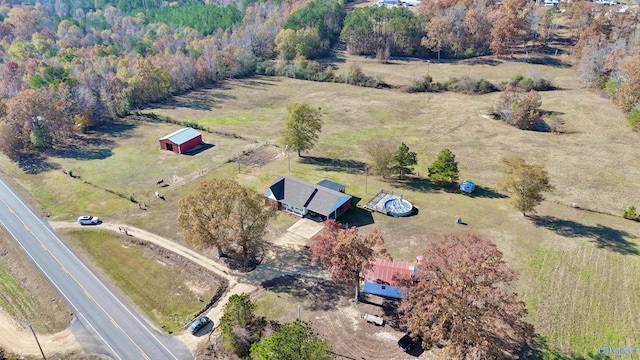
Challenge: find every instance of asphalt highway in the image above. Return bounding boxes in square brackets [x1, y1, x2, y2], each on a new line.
[0, 176, 192, 360]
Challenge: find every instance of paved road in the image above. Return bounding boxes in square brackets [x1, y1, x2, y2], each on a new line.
[0, 177, 192, 360]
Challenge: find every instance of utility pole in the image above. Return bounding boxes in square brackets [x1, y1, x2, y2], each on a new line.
[286, 144, 290, 172]
[365, 166, 368, 194]
[30, 324, 47, 360]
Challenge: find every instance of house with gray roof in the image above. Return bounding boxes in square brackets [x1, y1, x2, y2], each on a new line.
[264, 176, 352, 220]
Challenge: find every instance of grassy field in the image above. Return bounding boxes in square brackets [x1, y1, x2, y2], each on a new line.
[1, 54, 639, 357]
[59, 228, 221, 333]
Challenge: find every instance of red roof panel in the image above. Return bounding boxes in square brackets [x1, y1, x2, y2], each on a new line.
[365, 258, 415, 284]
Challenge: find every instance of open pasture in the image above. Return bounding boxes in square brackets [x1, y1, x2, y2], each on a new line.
[145, 59, 640, 357]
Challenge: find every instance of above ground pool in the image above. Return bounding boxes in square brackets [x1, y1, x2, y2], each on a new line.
[384, 198, 414, 217]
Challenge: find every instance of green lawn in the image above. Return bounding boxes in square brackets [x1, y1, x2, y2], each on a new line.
[60, 228, 209, 333]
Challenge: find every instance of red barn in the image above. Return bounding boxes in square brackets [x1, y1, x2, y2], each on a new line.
[158, 127, 202, 154]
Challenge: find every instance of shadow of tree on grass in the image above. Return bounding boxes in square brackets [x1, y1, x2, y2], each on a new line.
[523, 334, 603, 360]
[393, 177, 436, 193]
[466, 185, 508, 199]
[153, 83, 237, 111]
[54, 144, 113, 161]
[17, 153, 59, 174]
[260, 274, 350, 311]
[93, 121, 136, 137]
[531, 215, 639, 255]
[299, 156, 366, 175]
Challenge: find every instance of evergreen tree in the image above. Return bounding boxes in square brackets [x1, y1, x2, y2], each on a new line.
[394, 142, 417, 179]
[250, 320, 332, 360]
[428, 148, 459, 185]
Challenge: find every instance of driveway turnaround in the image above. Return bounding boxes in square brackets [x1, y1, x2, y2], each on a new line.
[0, 177, 192, 360]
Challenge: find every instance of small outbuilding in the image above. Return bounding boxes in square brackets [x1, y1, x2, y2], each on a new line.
[460, 180, 476, 194]
[363, 258, 417, 299]
[159, 127, 202, 154]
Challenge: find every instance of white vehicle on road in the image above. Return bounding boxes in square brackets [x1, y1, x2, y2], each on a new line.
[77, 215, 100, 225]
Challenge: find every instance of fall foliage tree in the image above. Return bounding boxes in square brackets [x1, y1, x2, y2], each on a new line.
[177, 179, 275, 264]
[309, 220, 388, 301]
[428, 148, 459, 186]
[250, 320, 332, 360]
[490, 0, 530, 56]
[394, 142, 417, 179]
[398, 234, 533, 359]
[274, 28, 326, 60]
[615, 54, 640, 112]
[280, 102, 323, 157]
[364, 138, 397, 178]
[129, 57, 171, 105]
[0, 86, 75, 159]
[498, 156, 553, 215]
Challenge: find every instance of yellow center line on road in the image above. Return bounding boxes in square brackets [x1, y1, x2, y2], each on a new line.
[0, 198, 153, 360]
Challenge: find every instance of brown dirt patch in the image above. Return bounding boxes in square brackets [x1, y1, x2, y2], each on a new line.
[231, 144, 284, 168]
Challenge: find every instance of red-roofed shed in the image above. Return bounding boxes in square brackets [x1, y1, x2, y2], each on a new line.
[363, 258, 416, 299]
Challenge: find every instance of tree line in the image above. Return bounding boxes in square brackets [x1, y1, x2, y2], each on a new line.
[1, 0, 636, 163]
[570, 2, 640, 130]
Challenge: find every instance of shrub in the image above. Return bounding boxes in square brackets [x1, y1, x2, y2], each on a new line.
[479, 79, 497, 93]
[627, 108, 640, 131]
[510, 74, 554, 91]
[519, 77, 535, 91]
[450, 76, 497, 94]
[605, 80, 619, 99]
[623, 205, 639, 221]
[443, 77, 459, 91]
[532, 77, 554, 91]
[547, 112, 564, 134]
[337, 63, 387, 88]
[405, 74, 442, 93]
[494, 88, 542, 130]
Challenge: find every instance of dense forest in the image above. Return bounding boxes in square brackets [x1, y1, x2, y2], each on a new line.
[0, 0, 638, 162]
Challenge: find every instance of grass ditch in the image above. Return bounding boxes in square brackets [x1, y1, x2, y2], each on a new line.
[0, 226, 71, 333]
[60, 228, 215, 334]
[0, 260, 35, 322]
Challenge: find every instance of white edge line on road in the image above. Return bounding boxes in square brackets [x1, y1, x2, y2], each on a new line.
[0, 219, 122, 360]
[0, 178, 182, 360]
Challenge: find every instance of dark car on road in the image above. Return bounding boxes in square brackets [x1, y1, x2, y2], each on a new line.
[188, 316, 211, 335]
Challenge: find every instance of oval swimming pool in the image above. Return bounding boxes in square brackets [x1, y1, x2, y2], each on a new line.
[384, 198, 414, 217]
